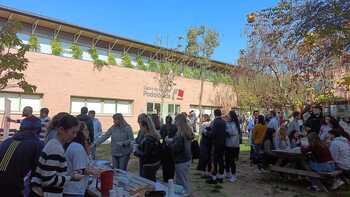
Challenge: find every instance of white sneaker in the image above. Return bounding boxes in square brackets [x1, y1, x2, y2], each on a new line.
[331, 179, 345, 190]
[228, 175, 237, 183]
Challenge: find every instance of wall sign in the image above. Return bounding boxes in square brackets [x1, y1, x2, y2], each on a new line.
[143, 86, 184, 100]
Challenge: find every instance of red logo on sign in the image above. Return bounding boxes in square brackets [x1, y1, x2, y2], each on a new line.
[177, 89, 184, 100]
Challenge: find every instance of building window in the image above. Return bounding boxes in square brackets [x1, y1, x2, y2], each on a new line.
[71, 97, 132, 115]
[0, 93, 42, 113]
[146, 102, 180, 115]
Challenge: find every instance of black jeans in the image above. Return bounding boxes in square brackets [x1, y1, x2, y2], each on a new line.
[162, 146, 175, 182]
[142, 162, 161, 182]
[213, 146, 225, 176]
[224, 147, 238, 175]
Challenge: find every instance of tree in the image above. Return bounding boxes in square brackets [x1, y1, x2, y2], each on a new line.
[185, 26, 219, 115]
[0, 21, 36, 92]
[239, 0, 350, 109]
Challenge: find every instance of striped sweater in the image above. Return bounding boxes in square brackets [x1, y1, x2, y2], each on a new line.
[31, 138, 70, 196]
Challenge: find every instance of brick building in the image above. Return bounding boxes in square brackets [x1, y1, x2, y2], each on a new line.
[0, 6, 237, 130]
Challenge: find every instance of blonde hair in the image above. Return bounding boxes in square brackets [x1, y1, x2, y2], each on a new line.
[175, 113, 193, 139]
[140, 115, 160, 140]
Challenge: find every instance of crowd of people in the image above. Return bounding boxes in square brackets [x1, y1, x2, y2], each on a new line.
[248, 105, 350, 191]
[2, 103, 350, 196]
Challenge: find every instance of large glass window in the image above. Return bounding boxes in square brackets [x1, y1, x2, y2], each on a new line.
[0, 93, 42, 112]
[71, 97, 132, 115]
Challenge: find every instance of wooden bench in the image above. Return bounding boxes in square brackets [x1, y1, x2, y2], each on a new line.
[269, 165, 321, 178]
[269, 165, 344, 192]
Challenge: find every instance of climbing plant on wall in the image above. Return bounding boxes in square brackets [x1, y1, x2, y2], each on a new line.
[70, 43, 82, 59]
[51, 39, 62, 56]
[108, 51, 117, 65]
[28, 34, 39, 52]
[121, 52, 133, 68]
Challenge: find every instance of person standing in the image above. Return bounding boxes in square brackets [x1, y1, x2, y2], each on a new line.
[207, 109, 226, 184]
[0, 128, 44, 197]
[189, 110, 197, 133]
[94, 113, 134, 170]
[7, 106, 42, 136]
[247, 110, 259, 165]
[39, 108, 50, 143]
[197, 114, 212, 178]
[88, 110, 102, 160]
[31, 114, 83, 197]
[134, 116, 162, 181]
[135, 113, 148, 176]
[76, 107, 94, 144]
[224, 110, 241, 183]
[304, 105, 323, 134]
[160, 115, 177, 182]
[287, 111, 301, 135]
[168, 113, 194, 197]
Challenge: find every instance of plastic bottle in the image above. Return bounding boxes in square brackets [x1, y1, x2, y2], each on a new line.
[167, 179, 175, 197]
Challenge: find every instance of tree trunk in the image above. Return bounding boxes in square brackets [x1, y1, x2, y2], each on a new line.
[198, 64, 204, 117]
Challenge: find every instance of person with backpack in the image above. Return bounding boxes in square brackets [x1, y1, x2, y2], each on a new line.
[197, 114, 212, 178]
[135, 115, 162, 181]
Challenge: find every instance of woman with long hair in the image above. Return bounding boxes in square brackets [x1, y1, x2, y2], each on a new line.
[45, 112, 69, 144]
[31, 114, 83, 197]
[224, 110, 240, 182]
[135, 113, 148, 176]
[94, 113, 134, 170]
[160, 115, 177, 182]
[302, 132, 341, 191]
[168, 113, 194, 197]
[63, 122, 99, 197]
[135, 115, 162, 181]
[197, 114, 212, 178]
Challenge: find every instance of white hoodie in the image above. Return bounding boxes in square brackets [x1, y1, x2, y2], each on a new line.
[329, 137, 350, 171]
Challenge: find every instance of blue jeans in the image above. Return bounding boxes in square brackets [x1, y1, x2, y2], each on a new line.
[63, 194, 84, 197]
[309, 161, 336, 173]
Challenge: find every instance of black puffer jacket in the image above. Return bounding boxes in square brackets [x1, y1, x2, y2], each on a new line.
[136, 134, 162, 165]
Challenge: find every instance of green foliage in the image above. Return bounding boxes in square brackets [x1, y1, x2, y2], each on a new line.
[136, 55, 147, 70]
[170, 63, 180, 75]
[88, 46, 99, 60]
[0, 20, 36, 92]
[88, 46, 107, 68]
[51, 39, 62, 56]
[70, 43, 82, 59]
[121, 52, 133, 68]
[107, 52, 117, 65]
[148, 59, 159, 72]
[28, 34, 39, 51]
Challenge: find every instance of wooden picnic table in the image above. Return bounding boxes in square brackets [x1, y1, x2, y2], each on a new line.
[269, 148, 342, 192]
[87, 169, 184, 197]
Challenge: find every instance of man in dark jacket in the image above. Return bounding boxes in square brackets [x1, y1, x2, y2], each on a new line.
[207, 109, 227, 184]
[305, 105, 323, 134]
[77, 107, 94, 143]
[0, 130, 44, 197]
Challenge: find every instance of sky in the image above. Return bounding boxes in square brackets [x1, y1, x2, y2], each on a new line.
[0, 0, 278, 64]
